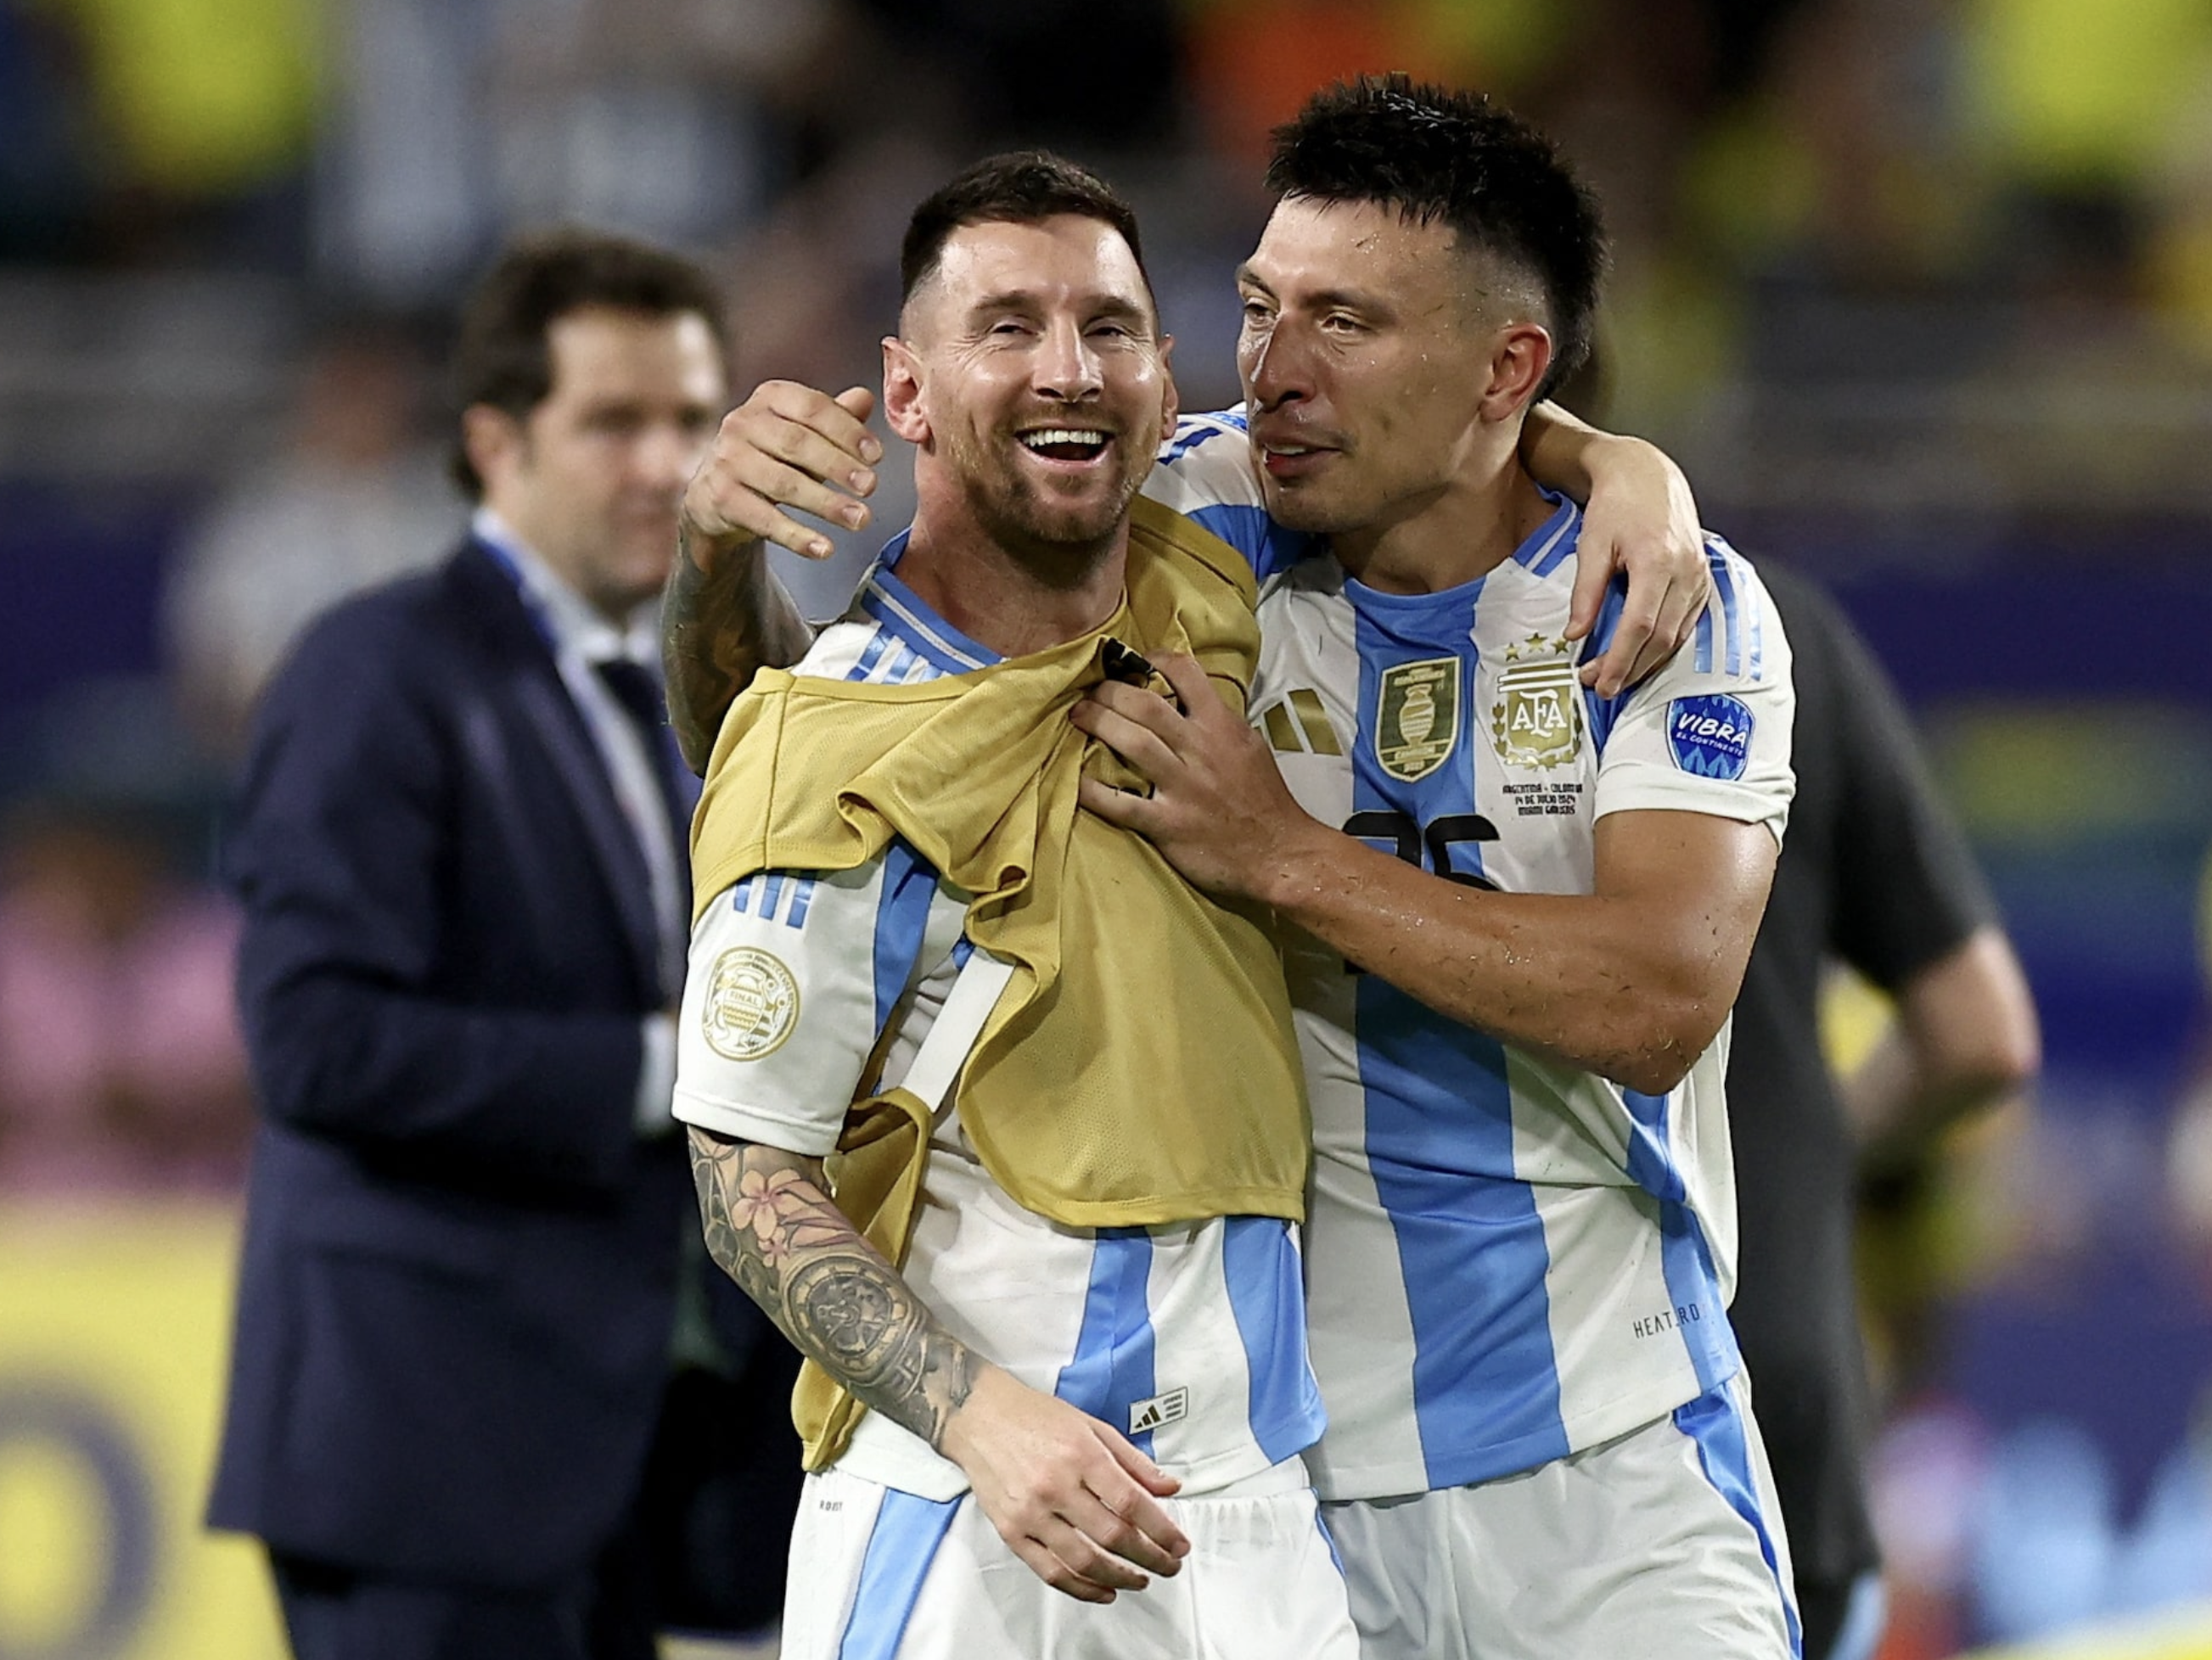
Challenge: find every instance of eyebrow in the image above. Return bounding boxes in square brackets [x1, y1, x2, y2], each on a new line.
[1237, 266, 1394, 320]
[968, 289, 1154, 327]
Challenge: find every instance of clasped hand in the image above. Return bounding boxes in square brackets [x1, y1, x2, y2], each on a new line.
[1074, 654, 1312, 902]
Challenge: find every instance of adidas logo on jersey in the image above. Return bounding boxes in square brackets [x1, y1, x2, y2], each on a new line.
[1128, 1386, 1189, 1435]
[1260, 689, 1343, 757]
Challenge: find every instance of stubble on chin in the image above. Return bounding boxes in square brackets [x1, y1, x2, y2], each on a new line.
[964, 446, 1143, 564]
[1256, 477, 1342, 537]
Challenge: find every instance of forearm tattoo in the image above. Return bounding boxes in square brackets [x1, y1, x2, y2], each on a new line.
[688, 1127, 980, 1449]
[660, 528, 812, 776]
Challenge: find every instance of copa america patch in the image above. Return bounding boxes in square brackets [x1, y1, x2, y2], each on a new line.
[1666, 694, 1754, 781]
[701, 946, 800, 1062]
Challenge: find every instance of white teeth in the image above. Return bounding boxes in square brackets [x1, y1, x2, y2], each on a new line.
[1019, 429, 1109, 450]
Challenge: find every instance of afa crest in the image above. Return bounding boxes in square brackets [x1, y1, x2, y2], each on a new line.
[1374, 658, 1460, 782]
[701, 945, 800, 1062]
[1491, 633, 1583, 770]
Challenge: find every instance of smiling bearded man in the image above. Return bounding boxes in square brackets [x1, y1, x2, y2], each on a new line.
[671, 153, 1361, 1660]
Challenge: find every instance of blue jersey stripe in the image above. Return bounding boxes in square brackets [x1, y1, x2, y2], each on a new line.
[1693, 606, 1716, 675]
[860, 583, 993, 676]
[837, 1490, 962, 1660]
[1623, 1089, 1737, 1391]
[870, 838, 939, 1034]
[1710, 550, 1742, 676]
[855, 536, 1001, 675]
[1159, 409, 1247, 464]
[1182, 502, 1319, 582]
[1053, 1229, 1159, 1455]
[785, 877, 817, 928]
[1350, 597, 1565, 1484]
[1514, 492, 1578, 575]
[1674, 1384, 1804, 1657]
[1355, 1007, 1569, 1484]
[1221, 1216, 1326, 1464]
[1620, 1088, 1687, 1203]
[1659, 1198, 1736, 1392]
[1750, 595, 1766, 680]
[851, 629, 894, 682]
[1579, 578, 1633, 753]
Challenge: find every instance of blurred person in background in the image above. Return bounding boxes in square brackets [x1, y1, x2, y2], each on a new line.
[0, 786, 250, 1190]
[1722, 559, 2039, 1660]
[163, 319, 455, 759]
[205, 228, 798, 1660]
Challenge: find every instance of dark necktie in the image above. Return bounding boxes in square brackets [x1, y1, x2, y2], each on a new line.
[593, 656, 696, 864]
[594, 656, 700, 1007]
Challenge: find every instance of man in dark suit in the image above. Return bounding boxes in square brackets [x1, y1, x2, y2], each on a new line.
[207, 229, 798, 1659]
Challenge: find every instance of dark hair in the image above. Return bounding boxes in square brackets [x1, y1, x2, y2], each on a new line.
[899, 150, 1154, 317]
[448, 227, 730, 498]
[1266, 75, 1607, 401]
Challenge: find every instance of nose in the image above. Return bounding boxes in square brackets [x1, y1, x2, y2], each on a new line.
[1033, 317, 1102, 403]
[633, 418, 700, 492]
[1242, 318, 1309, 413]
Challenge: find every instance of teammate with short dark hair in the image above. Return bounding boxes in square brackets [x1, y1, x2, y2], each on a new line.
[1078, 76, 1802, 1658]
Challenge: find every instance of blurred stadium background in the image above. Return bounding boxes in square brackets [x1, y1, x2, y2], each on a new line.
[2, 1, 2210, 1656]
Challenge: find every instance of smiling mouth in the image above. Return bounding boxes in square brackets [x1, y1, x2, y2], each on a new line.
[1018, 428, 1112, 462]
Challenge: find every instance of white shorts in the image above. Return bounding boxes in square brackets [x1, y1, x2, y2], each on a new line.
[778, 1461, 1360, 1660]
[1325, 1375, 1800, 1660]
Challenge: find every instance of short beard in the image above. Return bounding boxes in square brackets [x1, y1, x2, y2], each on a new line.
[955, 448, 1143, 590]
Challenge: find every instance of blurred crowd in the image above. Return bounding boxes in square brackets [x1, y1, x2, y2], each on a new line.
[3, 3, 2212, 1655]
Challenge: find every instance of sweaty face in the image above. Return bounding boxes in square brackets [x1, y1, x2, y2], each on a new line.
[1235, 198, 1502, 541]
[895, 216, 1174, 567]
[482, 306, 726, 619]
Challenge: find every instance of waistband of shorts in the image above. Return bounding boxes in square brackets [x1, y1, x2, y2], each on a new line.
[1183, 1454, 1313, 1502]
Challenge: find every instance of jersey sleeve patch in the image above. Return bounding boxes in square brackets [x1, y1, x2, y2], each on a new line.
[699, 945, 801, 1061]
[1665, 694, 1754, 782]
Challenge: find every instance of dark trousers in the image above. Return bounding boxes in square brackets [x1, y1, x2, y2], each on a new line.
[272, 1349, 803, 1660]
[270, 1540, 655, 1660]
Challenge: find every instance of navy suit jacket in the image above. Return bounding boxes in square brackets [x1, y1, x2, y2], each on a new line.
[207, 541, 701, 1588]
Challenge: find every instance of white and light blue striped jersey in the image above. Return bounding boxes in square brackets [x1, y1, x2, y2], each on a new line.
[672, 531, 1325, 1502]
[1147, 411, 1796, 1502]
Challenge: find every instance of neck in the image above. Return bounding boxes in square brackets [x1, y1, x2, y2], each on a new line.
[1331, 446, 1551, 598]
[897, 508, 1129, 659]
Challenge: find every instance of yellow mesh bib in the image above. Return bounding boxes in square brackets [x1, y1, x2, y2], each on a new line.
[688, 498, 1311, 1469]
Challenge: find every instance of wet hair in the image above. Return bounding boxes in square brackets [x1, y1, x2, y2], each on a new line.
[448, 227, 728, 498]
[899, 150, 1155, 321]
[1266, 74, 1607, 400]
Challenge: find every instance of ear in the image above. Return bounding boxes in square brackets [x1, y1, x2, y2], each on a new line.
[1157, 333, 1180, 435]
[462, 403, 526, 494]
[1479, 322, 1553, 423]
[881, 336, 929, 445]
